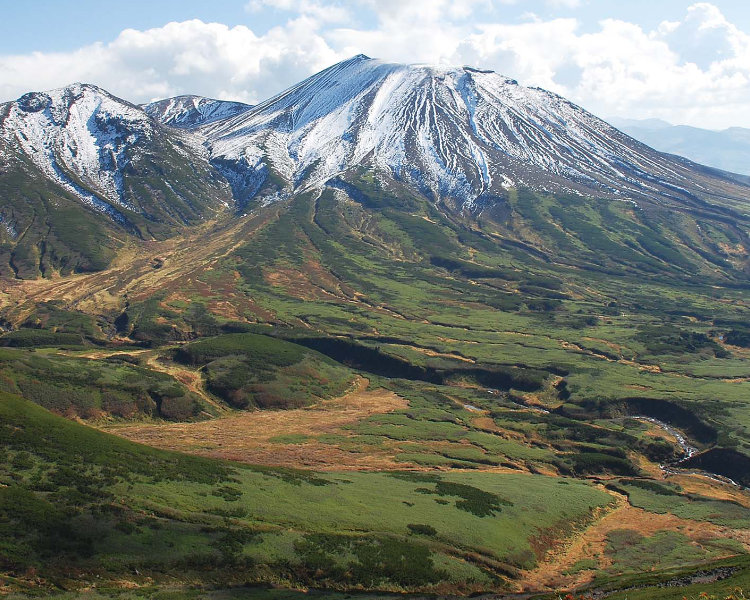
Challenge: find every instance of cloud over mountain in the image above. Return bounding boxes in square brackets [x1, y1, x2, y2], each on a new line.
[1, 2, 749, 128]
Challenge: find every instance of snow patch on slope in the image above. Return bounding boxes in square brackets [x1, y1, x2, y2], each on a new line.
[0, 83, 153, 215]
[205, 55, 707, 209]
[144, 95, 252, 129]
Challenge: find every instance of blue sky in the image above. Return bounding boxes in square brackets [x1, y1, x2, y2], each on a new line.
[1, 1, 748, 53]
[2, 1, 749, 127]
[2, 1, 748, 53]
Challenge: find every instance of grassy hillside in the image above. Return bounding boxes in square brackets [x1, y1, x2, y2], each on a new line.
[1, 172, 750, 596]
[1, 392, 614, 595]
[0, 347, 211, 420]
[0, 128, 232, 278]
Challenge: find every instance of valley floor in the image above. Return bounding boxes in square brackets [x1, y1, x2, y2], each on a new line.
[91, 373, 750, 594]
[3, 187, 750, 598]
[101, 376, 409, 470]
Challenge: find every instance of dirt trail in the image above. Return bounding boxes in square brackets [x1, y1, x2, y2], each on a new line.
[59, 349, 228, 415]
[70, 349, 152, 360]
[0, 207, 281, 323]
[100, 377, 410, 470]
[520, 489, 750, 592]
[144, 354, 230, 415]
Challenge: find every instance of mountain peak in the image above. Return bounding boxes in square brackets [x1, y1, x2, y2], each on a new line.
[203, 56, 648, 205]
[13, 82, 133, 112]
[203, 55, 750, 211]
[1, 81, 155, 216]
[144, 95, 252, 129]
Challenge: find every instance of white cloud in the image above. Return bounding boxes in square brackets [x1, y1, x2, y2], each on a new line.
[455, 18, 581, 88]
[656, 2, 744, 68]
[546, 0, 582, 8]
[0, 19, 344, 105]
[0, 2, 749, 128]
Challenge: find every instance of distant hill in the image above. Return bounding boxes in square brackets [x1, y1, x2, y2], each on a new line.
[609, 117, 750, 176]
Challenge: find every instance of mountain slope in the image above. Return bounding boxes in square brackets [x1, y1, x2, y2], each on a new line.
[143, 94, 252, 129]
[198, 56, 750, 281]
[0, 84, 233, 277]
[205, 55, 750, 218]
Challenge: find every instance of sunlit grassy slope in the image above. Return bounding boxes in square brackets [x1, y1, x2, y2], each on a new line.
[2, 172, 750, 596]
[1, 392, 613, 594]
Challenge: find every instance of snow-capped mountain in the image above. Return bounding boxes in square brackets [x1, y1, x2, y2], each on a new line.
[0, 83, 232, 224]
[0, 55, 750, 278]
[0, 83, 155, 218]
[205, 55, 750, 211]
[0, 56, 748, 281]
[3, 58, 748, 224]
[144, 95, 252, 129]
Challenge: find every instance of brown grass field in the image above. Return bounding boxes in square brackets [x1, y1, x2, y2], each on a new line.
[101, 377, 411, 470]
[521, 489, 750, 591]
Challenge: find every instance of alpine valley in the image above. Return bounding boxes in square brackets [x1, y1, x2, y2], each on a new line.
[2, 55, 750, 600]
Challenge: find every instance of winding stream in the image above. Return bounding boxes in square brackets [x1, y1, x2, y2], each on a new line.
[631, 416, 740, 487]
[632, 416, 698, 459]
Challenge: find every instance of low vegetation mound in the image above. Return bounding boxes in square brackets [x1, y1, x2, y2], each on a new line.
[0, 348, 204, 420]
[174, 333, 353, 409]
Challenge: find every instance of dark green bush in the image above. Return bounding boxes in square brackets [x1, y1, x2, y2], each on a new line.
[416, 481, 512, 517]
[175, 333, 305, 367]
[725, 329, 750, 348]
[569, 452, 637, 476]
[407, 523, 437, 536]
[635, 325, 725, 357]
[294, 533, 447, 587]
[0, 329, 84, 348]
